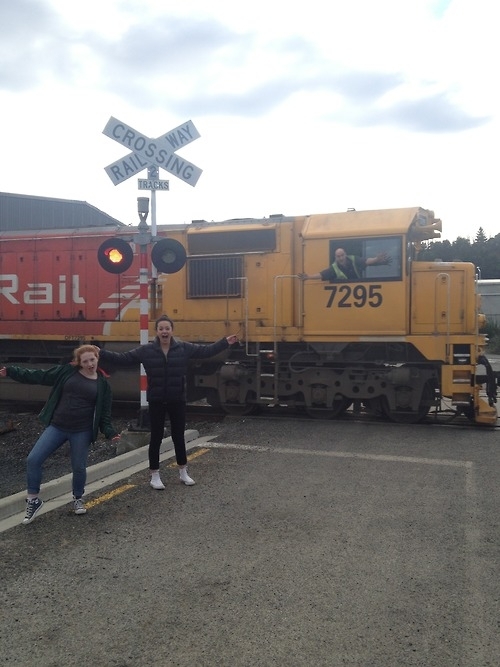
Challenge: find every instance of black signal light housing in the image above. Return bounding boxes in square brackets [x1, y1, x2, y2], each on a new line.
[151, 238, 186, 274]
[97, 238, 134, 274]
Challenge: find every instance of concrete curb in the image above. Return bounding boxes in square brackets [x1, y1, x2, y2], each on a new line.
[0, 429, 201, 527]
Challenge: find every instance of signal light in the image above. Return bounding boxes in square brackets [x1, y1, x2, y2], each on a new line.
[97, 238, 134, 274]
[151, 238, 186, 274]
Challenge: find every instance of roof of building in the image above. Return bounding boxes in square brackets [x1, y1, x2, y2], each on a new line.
[0, 192, 125, 231]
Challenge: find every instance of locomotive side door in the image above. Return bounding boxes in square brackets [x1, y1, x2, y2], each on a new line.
[410, 262, 475, 335]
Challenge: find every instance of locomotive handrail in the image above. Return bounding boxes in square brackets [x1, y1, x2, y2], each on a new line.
[226, 276, 252, 356]
[435, 272, 451, 363]
[266, 274, 304, 404]
[273, 275, 303, 352]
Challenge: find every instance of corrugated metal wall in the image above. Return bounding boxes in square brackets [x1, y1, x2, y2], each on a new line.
[478, 280, 500, 326]
[0, 192, 125, 231]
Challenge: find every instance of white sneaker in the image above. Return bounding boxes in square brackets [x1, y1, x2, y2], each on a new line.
[150, 472, 165, 490]
[179, 467, 195, 486]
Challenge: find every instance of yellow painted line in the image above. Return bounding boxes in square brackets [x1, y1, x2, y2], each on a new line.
[86, 483, 136, 509]
[167, 447, 210, 468]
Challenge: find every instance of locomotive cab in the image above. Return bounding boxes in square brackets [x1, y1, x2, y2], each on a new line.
[296, 208, 495, 423]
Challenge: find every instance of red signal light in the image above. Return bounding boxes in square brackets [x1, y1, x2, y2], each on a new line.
[97, 238, 134, 274]
[106, 247, 125, 264]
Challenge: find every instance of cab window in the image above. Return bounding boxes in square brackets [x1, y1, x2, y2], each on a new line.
[329, 236, 402, 281]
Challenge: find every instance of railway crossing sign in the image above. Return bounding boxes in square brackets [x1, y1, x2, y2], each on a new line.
[103, 117, 202, 187]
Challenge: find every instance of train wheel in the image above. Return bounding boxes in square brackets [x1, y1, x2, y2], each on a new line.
[362, 397, 385, 418]
[220, 384, 261, 416]
[382, 382, 433, 424]
[306, 396, 352, 420]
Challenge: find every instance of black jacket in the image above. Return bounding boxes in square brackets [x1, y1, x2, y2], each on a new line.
[99, 336, 229, 402]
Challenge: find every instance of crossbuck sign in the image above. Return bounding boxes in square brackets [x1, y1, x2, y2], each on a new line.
[103, 117, 202, 187]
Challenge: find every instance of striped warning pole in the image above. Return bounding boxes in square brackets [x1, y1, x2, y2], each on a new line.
[139, 243, 149, 411]
[137, 197, 151, 429]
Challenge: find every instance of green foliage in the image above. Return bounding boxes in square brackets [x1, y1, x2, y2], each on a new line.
[475, 227, 487, 243]
[419, 230, 500, 279]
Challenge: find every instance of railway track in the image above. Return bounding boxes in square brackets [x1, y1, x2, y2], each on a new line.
[1, 398, 498, 431]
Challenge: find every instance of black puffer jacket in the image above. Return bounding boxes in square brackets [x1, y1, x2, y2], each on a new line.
[99, 336, 229, 402]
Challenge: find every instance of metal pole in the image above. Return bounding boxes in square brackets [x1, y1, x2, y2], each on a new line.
[151, 188, 157, 239]
[149, 169, 158, 318]
[135, 197, 151, 430]
[138, 242, 149, 424]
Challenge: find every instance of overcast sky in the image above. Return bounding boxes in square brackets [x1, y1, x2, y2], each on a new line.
[0, 0, 498, 241]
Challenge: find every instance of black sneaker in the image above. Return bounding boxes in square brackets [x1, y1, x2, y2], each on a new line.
[22, 497, 43, 525]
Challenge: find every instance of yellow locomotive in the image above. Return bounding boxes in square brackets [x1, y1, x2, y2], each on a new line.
[1, 205, 496, 424]
[129, 206, 497, 425]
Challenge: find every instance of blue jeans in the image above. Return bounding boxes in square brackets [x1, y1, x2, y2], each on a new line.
[26, 425, 92, 497]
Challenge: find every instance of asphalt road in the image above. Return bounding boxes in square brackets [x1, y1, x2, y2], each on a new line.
[1, 415, 499, 667]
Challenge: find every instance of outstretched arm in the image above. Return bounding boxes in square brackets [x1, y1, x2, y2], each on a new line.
[97, 346, 143, 367]
[0, 365, 60, 385]
[298, 272, 322, 280]
[365, 252, 391, 266]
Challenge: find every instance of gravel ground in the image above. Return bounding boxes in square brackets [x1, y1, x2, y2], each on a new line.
[0, 408, 220, 499]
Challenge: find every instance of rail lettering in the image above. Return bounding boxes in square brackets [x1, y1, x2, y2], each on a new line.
[325, 284, 383, 308]
[0, 274, 139, 310]
[0, 274, 85, 305]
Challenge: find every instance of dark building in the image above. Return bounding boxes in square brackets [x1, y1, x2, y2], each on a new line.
[0, 192, 125, 231]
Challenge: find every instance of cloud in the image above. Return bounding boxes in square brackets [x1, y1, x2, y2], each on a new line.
[0, 0, 63, 90]
[328, 71, 405, 102]
[100, 16, 241, 74]
[364, 91, 490, 132]
[0, 0, 498, 243]
[73, 15, 252, 109]
[1, 0, 486, 139]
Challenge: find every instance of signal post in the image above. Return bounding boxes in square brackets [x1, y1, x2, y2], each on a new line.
[99, 117, 200, 432]
[136, 197, 152, 428]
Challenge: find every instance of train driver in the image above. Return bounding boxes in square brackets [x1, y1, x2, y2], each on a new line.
[299, 247, 391, 282]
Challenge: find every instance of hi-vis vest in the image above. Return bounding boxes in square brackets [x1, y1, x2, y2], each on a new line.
[331, 255, 361, 280]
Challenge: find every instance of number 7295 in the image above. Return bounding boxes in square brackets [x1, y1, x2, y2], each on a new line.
[324, 284, 383, 308]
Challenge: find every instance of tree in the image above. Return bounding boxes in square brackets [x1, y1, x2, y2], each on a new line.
[417, 229, 499, 278]
[475, 227, 487, 244]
